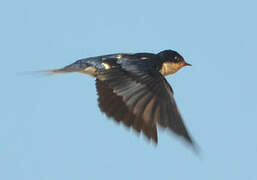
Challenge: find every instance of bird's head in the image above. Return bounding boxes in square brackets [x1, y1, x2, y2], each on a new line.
[158, 50, 191, 76]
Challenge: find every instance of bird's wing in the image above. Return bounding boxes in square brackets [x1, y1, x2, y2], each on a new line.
[96, 79, 158, 142]
[95, 60, 194, 145]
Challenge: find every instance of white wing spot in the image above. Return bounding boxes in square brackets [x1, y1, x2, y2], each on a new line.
[101, 62, 111, 70]
[116, 54, 122, 59]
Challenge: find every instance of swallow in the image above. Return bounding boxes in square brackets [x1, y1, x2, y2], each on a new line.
[46, 49, 195, 147]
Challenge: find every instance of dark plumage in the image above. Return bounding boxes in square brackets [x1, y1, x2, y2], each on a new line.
[47, 49, 196, 148]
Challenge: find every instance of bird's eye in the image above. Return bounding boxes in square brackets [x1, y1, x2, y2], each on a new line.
[174, 56, 179, 61]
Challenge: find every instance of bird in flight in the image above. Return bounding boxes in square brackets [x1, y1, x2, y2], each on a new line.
[46, 49, 196, 148]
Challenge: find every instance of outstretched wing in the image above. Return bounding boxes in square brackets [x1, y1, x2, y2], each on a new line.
[95, 60, 194, 145]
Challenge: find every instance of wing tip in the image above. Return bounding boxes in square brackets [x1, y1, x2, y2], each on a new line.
[183, 136, 201, 155]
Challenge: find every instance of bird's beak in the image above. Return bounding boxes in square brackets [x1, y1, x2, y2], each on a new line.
[184, 62, 192, 66]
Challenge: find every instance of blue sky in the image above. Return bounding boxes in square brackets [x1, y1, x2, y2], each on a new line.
[1, 0, 257, 179]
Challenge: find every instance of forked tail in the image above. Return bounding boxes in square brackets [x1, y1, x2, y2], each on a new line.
[32, 59, 90, 76]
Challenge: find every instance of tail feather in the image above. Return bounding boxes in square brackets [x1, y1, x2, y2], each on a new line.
[18, 59, 91, 76]
[16, 69, 67, 76]
[35, 60, 90, 75]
